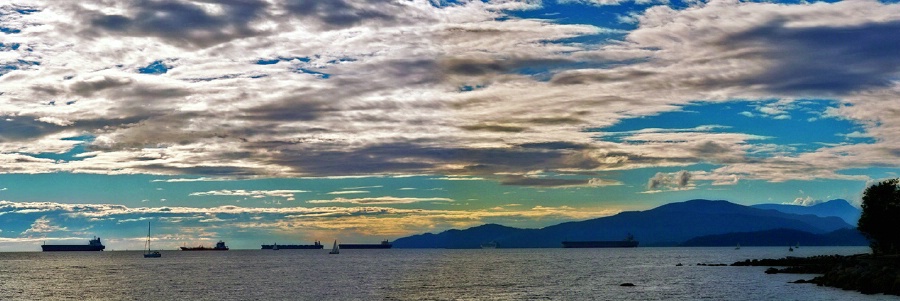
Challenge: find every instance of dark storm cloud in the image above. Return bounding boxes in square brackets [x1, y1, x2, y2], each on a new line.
[69, 77, 133, 97]
[0, 115, 147, 143]
[459, 124, 527, 133]
[281, 0, 400, 30]
[441, 57, 573, 77]
[0, 118, 64, 142]
[87, 0, 270, 48]
[262, 142, 583, 176]
[724, 20, 900, 95]
[498, 176, 593, 187]
[517, 142, 588, 150]
[240, 99, 332, 122]
[689, 141, 745, 164]
[139, 164, 263, 176]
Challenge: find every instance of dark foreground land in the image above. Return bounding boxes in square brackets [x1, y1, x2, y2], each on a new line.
[732, 254, 900, 296]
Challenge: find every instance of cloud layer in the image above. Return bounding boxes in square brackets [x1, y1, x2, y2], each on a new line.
[0, 0, 898, 191]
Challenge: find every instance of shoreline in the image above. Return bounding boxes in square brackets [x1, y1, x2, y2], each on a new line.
[731, 253, 900, 296]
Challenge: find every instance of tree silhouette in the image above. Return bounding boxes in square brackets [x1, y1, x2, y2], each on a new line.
[857, 178, 900, 255]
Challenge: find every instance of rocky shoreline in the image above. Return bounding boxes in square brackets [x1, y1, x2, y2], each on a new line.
[731, 254, 900, 296]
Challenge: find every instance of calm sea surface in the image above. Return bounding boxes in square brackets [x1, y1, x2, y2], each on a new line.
[0, 246, 896, 300]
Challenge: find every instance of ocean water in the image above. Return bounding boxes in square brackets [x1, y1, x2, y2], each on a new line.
[0, 247, 895, 300]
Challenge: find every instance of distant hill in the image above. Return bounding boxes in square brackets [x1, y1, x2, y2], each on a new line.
[680, 228, 868, 247]
[751, 199, 861, 225]
[392, 223, 535, 249]
[393, 199, 854, 248]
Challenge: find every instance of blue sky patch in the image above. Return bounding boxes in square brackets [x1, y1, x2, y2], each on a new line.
[296, 68, 330, 79]
[138, 60, 169, 74]
[459, 84, 486, 92]
[15, 8, 41, 15]
[505, 1, 644, 31]
[256, 57, 311, 65]
[588, 100, 874, 155]
[0, 43, 20, 51]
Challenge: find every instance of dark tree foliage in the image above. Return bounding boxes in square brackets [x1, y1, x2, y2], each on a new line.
[857, 178, 900, 255]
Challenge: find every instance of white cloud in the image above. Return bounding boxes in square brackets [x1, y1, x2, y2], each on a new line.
[327, 190, 369, 195]
[21, 216, 67, 236]
[152, 177, 237, 182]
[790, 196, 822, 206]
[306, 196, 454, 205]
[189, 189, 307, 201]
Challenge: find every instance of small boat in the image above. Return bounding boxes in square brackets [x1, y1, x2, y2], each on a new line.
[481, 241, 498, 249]
[329, 240, 339, 254]
[789, 246, 794, 252]
[272, 243, 279, 251]
[144, 222, 161, 258]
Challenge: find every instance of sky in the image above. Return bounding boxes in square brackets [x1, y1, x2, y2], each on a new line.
[0, 0, 898, 251]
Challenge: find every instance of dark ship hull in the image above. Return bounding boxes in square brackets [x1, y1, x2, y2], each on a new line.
[181, 240, 229, 251]
[41, 237, 105, 252]
[41, 245, 105, 251]
[261, 244, 323, 250]
[561, 240, 639, 248]
[180, 247, 228, 251]
[339, 241, 392, 249]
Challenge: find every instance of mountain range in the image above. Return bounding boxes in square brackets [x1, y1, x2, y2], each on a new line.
[751, 199, 861, 225]
[392, 199, 865, 248]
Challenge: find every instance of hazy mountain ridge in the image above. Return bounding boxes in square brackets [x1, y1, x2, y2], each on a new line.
[393, 199, 857, 248]
[751, 199, 861, 225]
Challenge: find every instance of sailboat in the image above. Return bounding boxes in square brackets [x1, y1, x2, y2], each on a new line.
[329, 240, 339, 254]
[144, 222, 161, 258]
[734, 243, 740, 250]
[272, 242, 279, 250]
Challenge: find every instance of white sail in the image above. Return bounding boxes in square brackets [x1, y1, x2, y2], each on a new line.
[329, 240, 339, 254]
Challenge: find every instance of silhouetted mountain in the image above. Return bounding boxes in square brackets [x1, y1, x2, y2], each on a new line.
[392, 199, 855, 248]
[392, 223, 534, 249]
[680, 228, 869, 247]
[751, 199, 861, 225]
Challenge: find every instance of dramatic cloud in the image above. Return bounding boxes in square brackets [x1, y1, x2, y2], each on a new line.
[1, 0, 896, 186]
[646, 170, 693, 192]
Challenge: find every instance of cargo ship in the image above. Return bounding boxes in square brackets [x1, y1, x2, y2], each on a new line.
[481, 241, 498, 249]
[41, 236, 106, 252]
[561, 234, 639, 248]
[261, 241, 323, 250]
[181, 240, 229, 251]
[339, 240, 392, 249]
